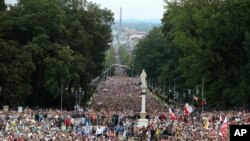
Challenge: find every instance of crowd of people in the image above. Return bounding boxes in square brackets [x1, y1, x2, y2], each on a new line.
[0, 75, 249, 141]
[89, 76, 165, 113]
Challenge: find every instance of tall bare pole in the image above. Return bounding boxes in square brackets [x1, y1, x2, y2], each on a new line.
[120, 7, 122, 32]
[60, 76, 64, 110]
[201, 78, 204, 139]
[201, 78, 204, 114]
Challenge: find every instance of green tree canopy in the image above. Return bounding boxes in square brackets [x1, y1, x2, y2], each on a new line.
[0, 0, 6, 11]
[0, 39, 35, 107]
[0, 0, 113, 108]
[133, 27, 179, 85]
[161, 0, 250, 108]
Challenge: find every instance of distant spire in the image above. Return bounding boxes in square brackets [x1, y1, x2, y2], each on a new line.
[119, 7, 122, 32]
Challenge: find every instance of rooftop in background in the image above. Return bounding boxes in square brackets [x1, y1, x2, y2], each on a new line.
[115, 18, 161, 24]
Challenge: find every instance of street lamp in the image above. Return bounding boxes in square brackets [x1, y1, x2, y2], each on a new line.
[188, 89, 191, 96]
[159, 87, 162, 95]
[188, 89, 194, 105]
[194, 78, 205, 114]
[71, 87, 84, 114]
[109, 65, 111, 77]
[79, 91, 84, 107]
[173, 77, 180, 94]
[196, 87, 200, 95]
[174, 91, 179, 107]
[131, 65, 134, 77]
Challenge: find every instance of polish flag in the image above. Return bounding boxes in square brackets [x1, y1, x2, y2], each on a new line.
[169, 108, 176, 120]
[184, 103, 193, 116]
[219, 117, 228, 139]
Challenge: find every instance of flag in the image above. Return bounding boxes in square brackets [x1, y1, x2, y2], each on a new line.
[85, 121, 90, 135]
[204, 118, 209, 130]
[219, 117, 228, 139]
[201, 98, 206, 106]
[193, 95, 198, 101]
[184, 103, 193, 116]
[169, 108, 176, 120]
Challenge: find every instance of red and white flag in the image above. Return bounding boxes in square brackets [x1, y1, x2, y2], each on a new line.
[184, 103, 193, 116]
[219, 116, 228, 139]
[193, 95, 198, 101]
[169, 108, 176, 120]
[201, 98, 206, 106]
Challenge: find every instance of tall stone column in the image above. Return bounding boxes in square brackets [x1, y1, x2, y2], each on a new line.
[138, 70, 148, 127]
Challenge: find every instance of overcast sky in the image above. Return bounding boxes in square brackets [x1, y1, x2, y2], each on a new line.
[90, 0, 165, 20]
[5, 0, 166, 20]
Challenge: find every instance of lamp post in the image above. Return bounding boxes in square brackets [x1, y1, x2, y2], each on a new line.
[188, 89, 192, 105]
[169, 84, 177, 105]
[195, 86, 200, 108]
[173, 77, 180, 107]
[149, 78, 152, 89]
[60, 77, 64, 110]
[163, 79, 166, 96]
[79, 91, 84, 107]
[173, 78, 177, 94]
[188, 89, 191, 96]
[194, 78, 205, 117]
[173, 77, 181, 94]
[183, 92, 186, 104]
[109, 65, 112, 77]
[176, 91, 179, 107]
[71, 87, 84, 114]
[196, 87, 200, 95]
[201, 78, 205, 139]
[201, 78, 204, 114]
[159, 86, 162, 95]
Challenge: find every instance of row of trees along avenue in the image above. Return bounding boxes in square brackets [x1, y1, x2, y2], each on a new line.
[133, 0, 250, 108]
[0, 0, 114, 108]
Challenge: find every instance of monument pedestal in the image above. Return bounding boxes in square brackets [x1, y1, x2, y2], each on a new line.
[138, 118, 148, 128]
[138, 112, 148, 127]
[3, 105, 9, 112]
[137, 79, 149, 127]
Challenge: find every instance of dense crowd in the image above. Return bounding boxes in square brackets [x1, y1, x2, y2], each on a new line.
[0, 76, 249, 141]
[89, 76, 165, 113]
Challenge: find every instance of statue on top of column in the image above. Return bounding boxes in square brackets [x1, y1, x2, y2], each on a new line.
[140, 69, 147, 86]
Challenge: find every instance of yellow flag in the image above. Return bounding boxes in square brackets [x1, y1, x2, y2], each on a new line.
[204, 118, 209, 129]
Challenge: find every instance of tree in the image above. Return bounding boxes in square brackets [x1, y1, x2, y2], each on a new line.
[0, 0, 114, 108]
[0, 0, 6, 11]
[162, 0, 250, 108]
[43, 46, 73, 107]
[105, 46, 116, 66]
[118, 45, 132, 66]
[0, 39, 35, 107]
[133, 27, 179, 85]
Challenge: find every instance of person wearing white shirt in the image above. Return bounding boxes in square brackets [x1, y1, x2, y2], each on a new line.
[96, 126, 103, 138]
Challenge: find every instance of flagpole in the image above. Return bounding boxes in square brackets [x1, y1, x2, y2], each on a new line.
[193, 94, 194, 106]
[201, 78, 204, 140]
[201, 78, 204, 115]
